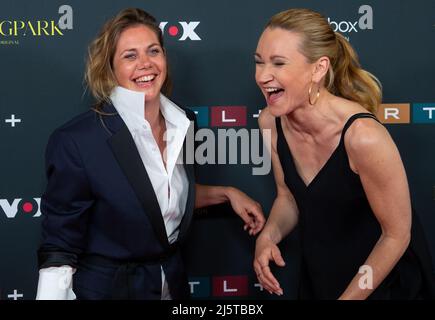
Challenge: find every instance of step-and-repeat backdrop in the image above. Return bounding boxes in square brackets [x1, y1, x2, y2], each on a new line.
[1, 0, 434, 300]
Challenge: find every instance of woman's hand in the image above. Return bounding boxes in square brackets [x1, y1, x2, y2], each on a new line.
[226, 187, 265, 235]
[253, 235, 285, 295]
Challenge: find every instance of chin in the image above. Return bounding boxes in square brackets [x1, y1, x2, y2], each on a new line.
[123, 86, 146, 93]
[145, 92, 160, 103]
[268, 104, 289, 118]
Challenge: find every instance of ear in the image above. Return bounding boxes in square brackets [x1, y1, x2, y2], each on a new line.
[311, 56, 330, 83]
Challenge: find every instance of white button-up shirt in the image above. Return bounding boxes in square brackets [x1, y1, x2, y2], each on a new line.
[36, 86, 191, 300]
[111, 86, 190, 244]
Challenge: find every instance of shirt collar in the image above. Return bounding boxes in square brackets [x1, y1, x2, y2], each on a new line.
[110, 86, 145, 122]
[109, 86, 189, 130]
[159, 93, 189, 129]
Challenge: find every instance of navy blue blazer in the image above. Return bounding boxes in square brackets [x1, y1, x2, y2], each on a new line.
[38, 102, 197, 299]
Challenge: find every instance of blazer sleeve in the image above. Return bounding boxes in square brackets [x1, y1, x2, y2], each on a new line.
[38, 129, 94, 269]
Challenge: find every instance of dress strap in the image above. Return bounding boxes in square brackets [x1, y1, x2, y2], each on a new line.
[275, 113, 381, 148]
[341, 113, 381, 140]
[275, 116, 283, 136]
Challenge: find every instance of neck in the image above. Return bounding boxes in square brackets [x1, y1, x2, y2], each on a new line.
[145, 98, 163, 128]
[286, 89, 336, 137]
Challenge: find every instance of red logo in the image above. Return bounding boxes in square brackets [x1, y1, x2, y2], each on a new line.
[212, 275, 248, 297]
[210, 106, 247, 127]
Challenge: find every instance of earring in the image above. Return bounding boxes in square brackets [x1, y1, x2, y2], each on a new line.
[308, 81, 320, 105]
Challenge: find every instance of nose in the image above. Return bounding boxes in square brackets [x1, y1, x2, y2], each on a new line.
[256, 64, 273, 85]
[137, 54, 152, 70]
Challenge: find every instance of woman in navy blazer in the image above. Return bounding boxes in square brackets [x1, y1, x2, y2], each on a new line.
[36, 8, 265, 300]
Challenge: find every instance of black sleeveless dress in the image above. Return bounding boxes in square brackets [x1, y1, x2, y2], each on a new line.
[275, 112, 435, 299]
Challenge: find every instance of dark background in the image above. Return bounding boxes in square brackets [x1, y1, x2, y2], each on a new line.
[0, 0, 434, 300]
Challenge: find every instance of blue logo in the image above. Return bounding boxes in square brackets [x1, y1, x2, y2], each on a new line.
[412, 103, 435, 124]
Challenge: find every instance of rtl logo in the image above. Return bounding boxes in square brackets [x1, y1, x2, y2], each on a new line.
[377, 104, 410, 124]
[212, 276, 248, 297]
[377, 103, 435, 124]
[0, 198, 41, 218]
[189, 106, 247, 127]
[159, 21, 201, 41]
[189, 276, 257, 298]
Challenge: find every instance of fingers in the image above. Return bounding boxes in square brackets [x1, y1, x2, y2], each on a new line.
[259, 265, 283, 295]
[271, 247, 286, 267]
[253, 259, 283, 296]
[240, 210, 257, 235]
[242, 203, 265, 236]
[245, 221, 260, 236]
[239, 209, 251, 228]
[244, 223, 255, 236]
[227, 189, 263, 230]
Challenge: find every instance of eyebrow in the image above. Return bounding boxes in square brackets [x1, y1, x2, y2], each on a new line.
[254, 53, 288, 60]
[120, 43, 161, 55]
[270, 55, 288, 60]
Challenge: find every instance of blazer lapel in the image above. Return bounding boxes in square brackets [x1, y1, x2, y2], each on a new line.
[177, 162, 195, 243]
[101, 104, 170, 249]
[176, 114, 197, 243]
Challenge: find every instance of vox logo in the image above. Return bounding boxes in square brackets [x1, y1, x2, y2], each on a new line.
[0, 198, 41, 218]
[159, 21, 201, 41]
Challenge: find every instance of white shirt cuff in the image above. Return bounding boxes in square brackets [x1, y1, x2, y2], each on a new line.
[36, 265, 76, 300]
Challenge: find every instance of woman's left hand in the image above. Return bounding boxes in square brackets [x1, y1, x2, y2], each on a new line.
[226, 187, 265, 235]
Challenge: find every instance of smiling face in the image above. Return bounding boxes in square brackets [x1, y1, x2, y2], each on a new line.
[255, 27, 315, 117]
[112, 24, 167, 106]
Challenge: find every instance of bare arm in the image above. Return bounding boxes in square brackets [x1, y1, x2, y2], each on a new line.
[339, 119, 412, 300]
[254, 108, 300, 295]
[194, 184, 265, 235]
[195, 184, 230, 209]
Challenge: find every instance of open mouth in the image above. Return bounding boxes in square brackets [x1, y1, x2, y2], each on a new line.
[134, 74, 157, 87]
[265, 87, 284, 103]
[265, 87, 284, 97]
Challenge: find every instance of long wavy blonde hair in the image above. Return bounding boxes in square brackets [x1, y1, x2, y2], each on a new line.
[85, 8, 172, 111]
[267, 8, 382, 113]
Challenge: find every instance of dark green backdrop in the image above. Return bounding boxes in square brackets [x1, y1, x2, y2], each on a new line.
[1, 0, 434, 300]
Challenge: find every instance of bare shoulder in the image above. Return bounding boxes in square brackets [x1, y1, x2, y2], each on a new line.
[335, 98, 386, 145]
[344, 114, 399, 173]
[345, 116, 391, 151]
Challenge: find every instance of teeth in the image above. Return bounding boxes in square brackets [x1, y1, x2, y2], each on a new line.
[265, 87, 281, 93]
[136, 75, 156, 82]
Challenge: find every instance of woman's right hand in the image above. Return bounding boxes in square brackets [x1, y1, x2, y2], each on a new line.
[253, 235, 285, 295]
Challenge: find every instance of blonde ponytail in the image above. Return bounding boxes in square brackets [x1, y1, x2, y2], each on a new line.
[332, 33, 381, 113]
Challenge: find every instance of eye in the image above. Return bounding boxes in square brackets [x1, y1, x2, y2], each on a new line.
[254, 59, 264, 65]
[273, 61, 285, 66]
[124, 53, 136, 60]
[149, 47, 161, 56]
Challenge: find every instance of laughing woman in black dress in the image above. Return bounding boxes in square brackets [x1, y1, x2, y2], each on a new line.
[253, 8, 435, 299]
